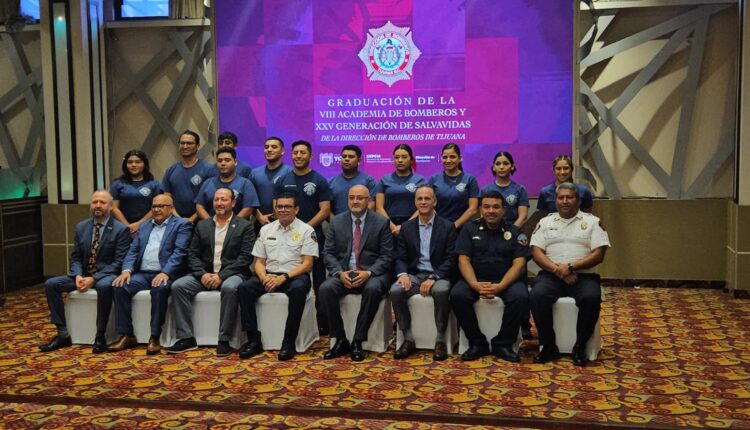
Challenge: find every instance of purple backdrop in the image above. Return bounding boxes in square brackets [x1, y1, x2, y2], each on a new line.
[216, 0, 572, 194]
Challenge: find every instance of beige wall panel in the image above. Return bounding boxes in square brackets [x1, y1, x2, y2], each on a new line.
[726, 247, 736, 290]
[581, 7, 736, 199]
[727, 200, 737, 251]
[736, 205, 750, 253]
[593, 199, 726, 280]
[736, 253, 750, 291]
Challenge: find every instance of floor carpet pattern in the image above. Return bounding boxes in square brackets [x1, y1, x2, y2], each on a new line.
[0, 286, 749, 429]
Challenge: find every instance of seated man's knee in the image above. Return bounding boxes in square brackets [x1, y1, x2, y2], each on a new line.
[389, 283, 407, 300]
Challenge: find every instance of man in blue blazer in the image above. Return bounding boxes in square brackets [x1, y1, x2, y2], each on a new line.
[109, 194, 192, 355]
[319, 184, 394, 362]
[390, 184, 458, 361]
[41, 190, 131, 353]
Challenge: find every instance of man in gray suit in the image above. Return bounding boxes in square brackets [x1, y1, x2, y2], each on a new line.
[319, 184, 394, 361]
[166, 187, 256, 356]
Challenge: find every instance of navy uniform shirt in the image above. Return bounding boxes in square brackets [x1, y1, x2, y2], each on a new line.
[375, 172, 426, 225]
[537, 183, 594, 213]
[110, 178, 162, 223]
[162, 160, 217, 218]
[456, 219, 529, 282]
[429, 171, 480, 222]
[274, 170, 332, 225]
[194, 176, 260, 217]
[250, 163, 293, 216]
[481, 180, 529, 225]
[328, 171, 377, 215]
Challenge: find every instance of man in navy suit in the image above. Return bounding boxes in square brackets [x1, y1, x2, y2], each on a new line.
[108, 194, 192, 355]
[40, 190, 131, 353]
[319, 184, 394, 362]
[390, 184, 457, 361]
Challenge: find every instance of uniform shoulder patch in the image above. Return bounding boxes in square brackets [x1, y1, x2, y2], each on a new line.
[311, 230, 318, 243]
[517, 232, 528, 246]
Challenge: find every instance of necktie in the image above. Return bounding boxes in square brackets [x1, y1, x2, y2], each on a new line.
[87, 223, 102, 275]
[353, 218, 362, 269]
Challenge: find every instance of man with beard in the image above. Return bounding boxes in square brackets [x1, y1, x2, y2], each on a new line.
[328, 145, 376, 216]
[40, 190, 130, 353]
[168, 188, 256, 356]
[529, 182, 609, 367]
[162, 130, 216, 223]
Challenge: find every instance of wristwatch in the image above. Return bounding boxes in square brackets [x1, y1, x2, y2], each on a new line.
[427, 274, 439, 281]
[567, 263, 575, 273]
[282, 273, 290, 281]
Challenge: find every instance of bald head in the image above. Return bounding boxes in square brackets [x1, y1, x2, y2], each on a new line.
[151, 194, 174, 223]
[90, 190, 113, 222]
[348, 184, 370, 217]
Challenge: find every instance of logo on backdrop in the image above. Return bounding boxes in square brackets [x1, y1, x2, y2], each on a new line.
[319, 153, 334, 167]
[358, 21, 421, 87]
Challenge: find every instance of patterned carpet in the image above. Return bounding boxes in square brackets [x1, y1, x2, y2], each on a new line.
[1, 286, 749, 429]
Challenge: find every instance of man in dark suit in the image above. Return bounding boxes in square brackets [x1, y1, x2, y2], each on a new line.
[41, 190, 131, 353]
[390, 184, 457, 361]
[108, 194, 192, 355]
[167, 187, 256, 356]
[319, 184, 394, 361]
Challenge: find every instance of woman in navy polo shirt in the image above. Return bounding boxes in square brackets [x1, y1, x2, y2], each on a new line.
[536, 154, 594, 216]
[428, 143, 479, 229]
[481, 151, 529, 228]
[375, 144, 426, 235]
[110, 149, 162, 235]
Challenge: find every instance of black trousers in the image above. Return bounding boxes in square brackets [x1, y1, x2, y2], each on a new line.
[319, 274, 388, 342]
[237, 274, 311, 346]
[44, 275, 115, 334]
[312, 230, 327, 329]
[450, 279, 529, 349]
[530, 271, 601, 348]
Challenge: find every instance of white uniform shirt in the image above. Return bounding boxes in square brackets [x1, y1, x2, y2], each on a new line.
[529, 210, 610, 273]
[253, 217, 319, 273]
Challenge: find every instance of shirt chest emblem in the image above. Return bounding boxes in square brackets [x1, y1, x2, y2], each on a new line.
[455, 182, 466, 192]
[303, 182, 317, 196]
[405, 183, 417, 192]
[190, 174, 203, 186]
[505, 194, 517, 206]
[139, 187, 152, 197]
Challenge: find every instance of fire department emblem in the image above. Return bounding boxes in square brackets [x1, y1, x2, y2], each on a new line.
[358, 21, 421, 87]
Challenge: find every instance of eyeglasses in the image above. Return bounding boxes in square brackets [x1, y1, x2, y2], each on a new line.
[152, 204, 173, 209]
[275, 205, 294, 211]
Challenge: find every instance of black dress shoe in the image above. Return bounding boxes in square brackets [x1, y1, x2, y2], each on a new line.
[350, 340, 366, 362]
[216, 341, 233, 357]
[571, 343, 588, 367]
[492, 345, 521, 363]
[394, 340, 416, 359]
[433, 341, 448, 361]
[460, 344, 490, 361]
[40, 335, 72, 352]
[92, 334, 107, 354]
[278, 343, 296, 361]
[533, 344, 561, 364]
[238, 341, 263, 359]
[166, 337, 198, 354]
[323, 338, 350, 359]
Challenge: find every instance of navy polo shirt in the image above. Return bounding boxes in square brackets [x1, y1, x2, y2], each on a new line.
[481, 180, 529, 225]
[537, 183, 594, 213]
[375, 172, 426, 225]
[194, 176, 260, 217]
[161, 159, 217, 217]
[429, 171, 480, 222]
[274, 170, 332, 224]
[110, 178, 162, 223]
[250, 163, 293, 215]
[328, 171, 377, 215]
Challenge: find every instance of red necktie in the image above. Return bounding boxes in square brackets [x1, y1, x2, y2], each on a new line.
[354, 218, 362, 269]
